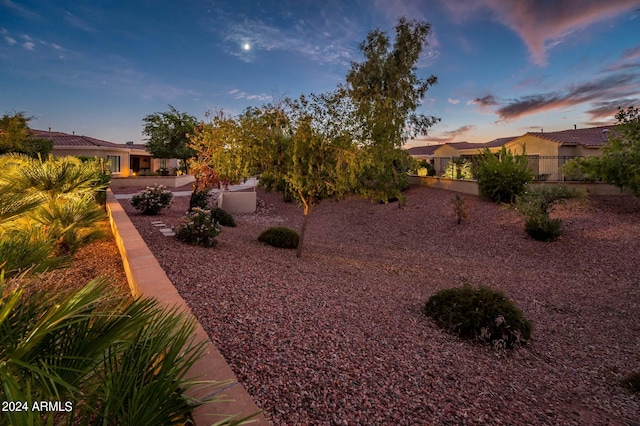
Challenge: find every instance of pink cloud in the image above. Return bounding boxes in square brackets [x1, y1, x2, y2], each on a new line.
[443, 0, 640, 66]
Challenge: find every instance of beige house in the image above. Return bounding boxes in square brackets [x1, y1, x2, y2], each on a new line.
[407, 126, 615, 181]
[503, 126, 614, 180]
[32, 129, 178, 177]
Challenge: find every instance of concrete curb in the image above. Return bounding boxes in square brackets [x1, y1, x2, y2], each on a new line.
[105, 189, 268, 425]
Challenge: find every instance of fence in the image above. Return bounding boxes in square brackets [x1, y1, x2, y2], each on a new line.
[432, 156, 590, 182]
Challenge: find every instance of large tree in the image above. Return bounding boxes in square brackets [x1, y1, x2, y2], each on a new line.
[563, 106, 640, 195]
[0, 112, 53, 157]
[142, 105, 198, 171]
[346, 17, 439, 202]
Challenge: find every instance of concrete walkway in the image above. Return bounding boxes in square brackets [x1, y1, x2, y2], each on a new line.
[114, 177, 258, 199]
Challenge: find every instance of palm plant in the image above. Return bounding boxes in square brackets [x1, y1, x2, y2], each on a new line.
[0, 154, 109, 275]
[32, 196, 105, 255]
[0, 277, 251, 426]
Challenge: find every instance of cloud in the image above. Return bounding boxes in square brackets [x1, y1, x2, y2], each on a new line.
[64, 11, 95, 32]
[228, 89, 271, 102]
[23, 41, 35, 51]
[605, 44, 640, 71]
[471, 95, 499, 108]
[621, 45, 640, 61]
[448, 98, 460, 104]
[418, 124, 477, 142]
[442, 0, 640, 66]
[584, 98, 639, 121]
[0, 0, 42, 20]
[495, 72, 640, 121]
[4, 36, 15, 45]
[216, 5, 361, 66]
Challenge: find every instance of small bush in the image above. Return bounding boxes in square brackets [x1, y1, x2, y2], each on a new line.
[424, 284, 532, 349]
[516, 185, 583, 242]
[621, 372, 640, 393]
[189, 189, 210, 211]
[258, 226, 299, 249]
[451, 194, 470, 224]
[476, 147, 534, 203]
[131, 184, 173, 215]
[175, 207, 220, 247]
[524, 214, 563, 242]
[212, 207, 237, 227]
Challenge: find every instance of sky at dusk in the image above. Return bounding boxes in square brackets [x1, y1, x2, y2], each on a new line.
[1, 0, 640, 147]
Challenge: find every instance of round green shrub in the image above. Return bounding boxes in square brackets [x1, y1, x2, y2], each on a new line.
[258, 226, 299, 249]
[212, 207, 237, 227]
[524, 214, 563, 242]
[130, 184, 173, 215]
[175, 207, 220, 247]
[424, 284, 532, 349]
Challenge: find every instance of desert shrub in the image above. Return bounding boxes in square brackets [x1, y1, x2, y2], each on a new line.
[424, 284, 532, 349]
[175, 207, 220, 247]
[451, 194, 470, 224]
[621, 372, 640, 393]
[524, 214, 563, 242]
[188, 189, 210, 211]
[212, 207, 237, 227]
[516, 185, 583, 242]
[258, 226, 299, 249]
[131, 184, 173, 215]
[475, 147, 534, 203]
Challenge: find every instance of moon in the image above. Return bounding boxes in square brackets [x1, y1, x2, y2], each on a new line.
[242, 42, 251, 51]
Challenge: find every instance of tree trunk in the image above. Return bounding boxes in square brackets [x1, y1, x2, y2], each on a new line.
[296, 203, 312, 258]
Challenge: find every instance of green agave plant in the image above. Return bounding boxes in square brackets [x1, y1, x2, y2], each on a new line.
[0, 277, 257, 426]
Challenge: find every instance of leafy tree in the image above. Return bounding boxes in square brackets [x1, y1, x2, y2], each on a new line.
[244, 93, 360, 257]
[187, 110, 253, 191]
[0, 112, 53, 157]
[346, 17, 439, 201]
[282, 92, 362, 257]
[142, 105, 198, 171]
[562, 106, 640, 195]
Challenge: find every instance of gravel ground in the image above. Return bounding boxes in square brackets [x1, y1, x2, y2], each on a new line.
[119, 186, 640, 425]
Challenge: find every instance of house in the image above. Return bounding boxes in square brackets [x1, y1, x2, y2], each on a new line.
[408, 138, 517, 175]
[503, 125, 615, 180]
[31, 129, 178, 177]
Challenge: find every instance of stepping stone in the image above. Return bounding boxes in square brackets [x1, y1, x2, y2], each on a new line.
[159, 228, 175, 236]
[150, 221, 164, 225]
[152, 223, 167, 227]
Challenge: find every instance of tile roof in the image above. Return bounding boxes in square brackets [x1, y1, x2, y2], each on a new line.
[527, 125, 617, 147]
[406, 144, 441, 156]
[442, 141, 483, 150]
[31, 129, 145, 150]
[484, 136, 518, 148]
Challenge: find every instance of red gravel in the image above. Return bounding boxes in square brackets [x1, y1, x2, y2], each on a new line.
[119, 186, 640, 425]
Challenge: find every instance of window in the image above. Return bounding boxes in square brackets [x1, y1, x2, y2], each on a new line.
[106, 155, 121, 173]
[159, 158, 167, 169]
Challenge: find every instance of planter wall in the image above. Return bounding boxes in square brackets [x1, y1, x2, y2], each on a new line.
[218, 191, 257, 213]
[408, 175, 633, 196]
